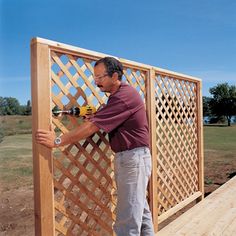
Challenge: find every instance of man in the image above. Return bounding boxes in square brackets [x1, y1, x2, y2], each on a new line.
[36, 57, 155, 236]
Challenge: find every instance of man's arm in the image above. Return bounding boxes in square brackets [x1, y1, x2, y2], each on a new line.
[35, 121, 99, 148]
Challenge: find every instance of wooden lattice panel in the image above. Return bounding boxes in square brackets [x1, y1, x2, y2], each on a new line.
[51, 52, 114, 235]
[154, 73, 199, 217]
[31, 38, 203, 235]
[123, 67, 147, 102]
[50, 50, 148, 235]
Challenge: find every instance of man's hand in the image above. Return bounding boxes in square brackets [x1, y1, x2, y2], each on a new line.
[35, 121, 99, 149]
[35, 129, 56, 148]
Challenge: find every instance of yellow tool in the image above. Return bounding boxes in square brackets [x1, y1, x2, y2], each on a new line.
[52, 105, 96, 117]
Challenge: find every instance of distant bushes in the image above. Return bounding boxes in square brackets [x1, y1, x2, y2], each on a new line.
[0, 97, 31, 116]
[0, 115, 32, 138]
[0, 130, 4, 143]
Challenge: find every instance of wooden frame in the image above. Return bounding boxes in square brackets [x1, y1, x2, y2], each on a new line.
[31, 41, 55, 235]
[31, 37, 204, 235]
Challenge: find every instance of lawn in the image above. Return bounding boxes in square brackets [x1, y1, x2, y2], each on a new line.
[0, 115, 32, 136]
[204, 124, 236, 152]
[0, 134, 33, 191]
[203, 124, 236, 192]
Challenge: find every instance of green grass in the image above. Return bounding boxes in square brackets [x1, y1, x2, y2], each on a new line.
[204, 124, 236, 152]
[0, 133, 33, 190]
[203, 124, 236, 187]
[204, 124, 236, 168]
[0, 116, 32, 190]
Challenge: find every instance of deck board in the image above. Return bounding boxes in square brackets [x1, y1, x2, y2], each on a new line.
[157, 176, 236, 236]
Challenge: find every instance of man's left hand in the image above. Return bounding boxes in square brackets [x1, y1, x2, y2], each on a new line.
[35, 129, 56, 148]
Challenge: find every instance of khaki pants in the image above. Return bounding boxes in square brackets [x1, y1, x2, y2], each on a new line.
[114, 147, 155, 236]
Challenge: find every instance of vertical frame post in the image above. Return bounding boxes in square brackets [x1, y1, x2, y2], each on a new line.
[196, 80, 204, 200]
[31, 38, 55, 236]
[146, 68, 158, 232]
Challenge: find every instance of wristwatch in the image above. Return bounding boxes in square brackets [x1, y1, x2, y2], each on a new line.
[54, 137, 62, 146]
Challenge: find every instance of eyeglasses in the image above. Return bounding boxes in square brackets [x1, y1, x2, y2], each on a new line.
[94, 73, 108, 81]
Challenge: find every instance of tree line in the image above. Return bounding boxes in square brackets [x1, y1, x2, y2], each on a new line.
[0, 97, 31, 115]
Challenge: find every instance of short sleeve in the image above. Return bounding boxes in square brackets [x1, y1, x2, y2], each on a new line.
[89, 96, 131, 133]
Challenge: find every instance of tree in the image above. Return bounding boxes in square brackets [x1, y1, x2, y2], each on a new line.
[22, 100, 32, 115]
[0, 97, 21, 115]
[0, 97, 31, 116]
[203, 96, 211, 117]
[0, 97, 5, 115]
[209, 83, 236, 126]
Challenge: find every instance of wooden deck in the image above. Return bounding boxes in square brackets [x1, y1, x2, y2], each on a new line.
[157, 176, 236, 236]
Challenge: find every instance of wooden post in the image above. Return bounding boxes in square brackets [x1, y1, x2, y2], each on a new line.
[196, 80, 204, 201]
[146, 68, 158, 232]
[31, 38, 55, 236]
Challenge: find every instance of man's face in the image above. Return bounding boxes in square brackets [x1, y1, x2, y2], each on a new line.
[94, 63, 112, 93]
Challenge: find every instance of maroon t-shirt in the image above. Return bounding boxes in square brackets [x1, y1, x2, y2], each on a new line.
[90, 82, 150, 153]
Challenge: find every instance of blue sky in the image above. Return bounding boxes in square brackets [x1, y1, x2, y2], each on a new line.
[0, 0, 236, 105]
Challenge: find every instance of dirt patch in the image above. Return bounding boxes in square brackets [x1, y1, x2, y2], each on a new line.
[204, 159, 236, 195]
[0, 186, 34, 236]
[1, 162, 236, 235]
